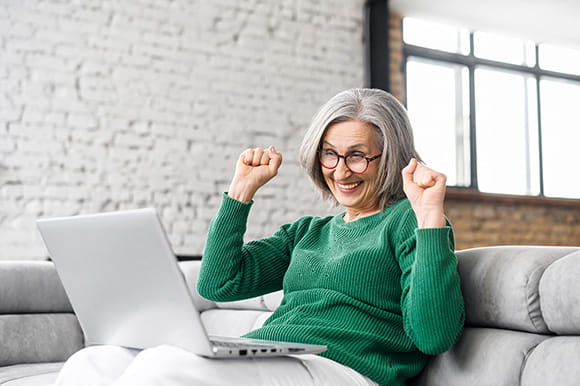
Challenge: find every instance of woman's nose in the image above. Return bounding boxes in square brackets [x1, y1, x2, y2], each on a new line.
[333, 157, 352, 178]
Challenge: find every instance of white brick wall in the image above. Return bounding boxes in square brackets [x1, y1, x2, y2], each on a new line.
[0, 0, 366, 260]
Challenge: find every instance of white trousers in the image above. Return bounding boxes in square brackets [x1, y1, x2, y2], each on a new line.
[55, 345, 378, 386]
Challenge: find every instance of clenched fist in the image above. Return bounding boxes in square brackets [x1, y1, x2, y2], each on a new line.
[402, 158, 447, 228]
[228, 146, 283, 203]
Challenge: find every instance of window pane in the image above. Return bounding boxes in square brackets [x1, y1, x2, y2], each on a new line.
[540, 78, 580, 198]
[406, 58, 470, 186]
[403, 18, 470, 54]
[475, 68, 540, 195]
[539, 44, 580, 76]
[474, 31, 535, 66]
[526, 77, 541, 195]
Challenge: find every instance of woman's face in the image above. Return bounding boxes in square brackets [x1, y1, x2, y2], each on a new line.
[321, 120, 382, 216]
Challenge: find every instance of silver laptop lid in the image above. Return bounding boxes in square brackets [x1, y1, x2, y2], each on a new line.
[37, 208, 214, 356]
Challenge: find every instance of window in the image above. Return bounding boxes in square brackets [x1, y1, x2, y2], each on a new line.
[406, 58, 469, 187]
[403, 18, 580, 199]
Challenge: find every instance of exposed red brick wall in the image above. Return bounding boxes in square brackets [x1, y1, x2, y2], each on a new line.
[388, 13, 405, 104]
[388, 12, 580, 249]
[445, 190, 580, 249]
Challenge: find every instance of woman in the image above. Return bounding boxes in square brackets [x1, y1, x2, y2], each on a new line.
[55, 88, 464, 386]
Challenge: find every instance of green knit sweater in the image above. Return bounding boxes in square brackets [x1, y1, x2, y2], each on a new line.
[197, 194, 465, 386]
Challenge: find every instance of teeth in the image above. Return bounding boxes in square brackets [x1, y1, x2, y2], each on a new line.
[337, 182, 361, 190]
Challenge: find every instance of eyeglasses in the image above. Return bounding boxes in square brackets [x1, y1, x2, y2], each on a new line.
[318, 149, 382, 174]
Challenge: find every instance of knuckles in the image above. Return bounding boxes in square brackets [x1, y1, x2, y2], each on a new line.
[239, 147, 282, 168]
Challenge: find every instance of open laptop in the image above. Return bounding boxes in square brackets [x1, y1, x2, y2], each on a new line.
[36, 208, 326, 359]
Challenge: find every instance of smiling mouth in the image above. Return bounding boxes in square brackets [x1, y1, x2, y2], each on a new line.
[336, 181, 362, 191]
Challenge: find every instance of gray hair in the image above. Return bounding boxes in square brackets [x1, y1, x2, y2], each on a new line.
[299, 88, 421, 209]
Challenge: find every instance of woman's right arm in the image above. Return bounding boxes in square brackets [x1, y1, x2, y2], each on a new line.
[197, 146, 290, 301]
[197, 194, 298, 302]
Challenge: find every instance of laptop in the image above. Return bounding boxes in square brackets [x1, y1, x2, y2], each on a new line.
[36, 208, 327, 359]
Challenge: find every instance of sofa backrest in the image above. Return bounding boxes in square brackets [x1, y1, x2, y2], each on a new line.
[456, 246, 580, 334]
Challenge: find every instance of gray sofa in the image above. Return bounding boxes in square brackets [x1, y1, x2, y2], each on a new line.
[1, 245, 579, 385]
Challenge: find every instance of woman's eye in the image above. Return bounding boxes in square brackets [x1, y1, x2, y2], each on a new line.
[349, 152, 365, 159]
[322, 149, 336, 156]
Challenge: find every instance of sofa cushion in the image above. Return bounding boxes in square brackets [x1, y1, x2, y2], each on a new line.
[211, 291, 283, 312]
[178, 261, 217, 313]
[200, 309, 273, 337]
[2, 372, 58, 386]
[539, 250, 580, 334]
[520, 336, 580, 386]
[456, 246, 578, 333]
[0, 315, 83, 367]
[179, 260, 283, 313]
[410, 327, 548, 386]
[0, 362, 61, 385]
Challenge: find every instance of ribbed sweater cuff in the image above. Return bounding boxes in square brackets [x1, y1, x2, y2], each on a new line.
[415, 227, 454, 257]
[218, 192, 253, 220]
[205, 193, 254, 240]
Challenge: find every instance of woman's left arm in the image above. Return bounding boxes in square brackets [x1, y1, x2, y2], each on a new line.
[398, 159, 465, 355]
[401, 158, 447, 229]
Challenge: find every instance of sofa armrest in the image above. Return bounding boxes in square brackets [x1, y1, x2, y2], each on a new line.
[0, 261, 82, 367]
[456, 246, 579, 333]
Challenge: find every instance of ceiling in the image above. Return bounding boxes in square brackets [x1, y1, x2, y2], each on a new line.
[390, 0, 580, 50]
